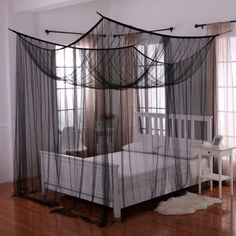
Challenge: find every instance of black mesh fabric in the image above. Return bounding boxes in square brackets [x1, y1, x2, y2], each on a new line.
[12, 14, 216, 226]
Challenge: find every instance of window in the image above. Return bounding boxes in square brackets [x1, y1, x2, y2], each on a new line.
[217, 36, 236, 146]
[137, 43, 165, 114]
[137, 44, 166, 135]
[56, 47, 84, 131]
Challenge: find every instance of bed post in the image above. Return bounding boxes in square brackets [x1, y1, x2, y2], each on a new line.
[112, 165, 121, 219]
[40, 152, 46, 196]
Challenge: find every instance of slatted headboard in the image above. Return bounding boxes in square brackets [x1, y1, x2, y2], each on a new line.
[134, 112, 213, 146]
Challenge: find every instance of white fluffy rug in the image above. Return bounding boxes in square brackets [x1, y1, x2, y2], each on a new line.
[155, 192, 222, 215]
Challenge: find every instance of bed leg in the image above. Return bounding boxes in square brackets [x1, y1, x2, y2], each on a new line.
[113, 206, 121, 219]
[113, 165, 121, 219]
[40, 152, 46, 197]
[41, 182, 46, 197]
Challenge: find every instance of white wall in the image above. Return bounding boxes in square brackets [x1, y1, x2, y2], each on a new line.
[37, 0, 236, 43]
[0, 0, 12, 183]
[0, 0, 37, 183]
[107, 0, 236, 35]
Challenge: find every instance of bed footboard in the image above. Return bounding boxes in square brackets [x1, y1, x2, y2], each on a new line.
[40, 151, 121, 219]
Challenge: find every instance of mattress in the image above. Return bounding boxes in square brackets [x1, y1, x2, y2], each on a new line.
[85, 150, 209, 193]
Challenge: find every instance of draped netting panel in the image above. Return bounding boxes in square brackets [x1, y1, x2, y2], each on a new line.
[13, 14, 216, 226]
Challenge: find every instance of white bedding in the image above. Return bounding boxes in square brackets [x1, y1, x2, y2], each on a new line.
[84, 150, 208, 192]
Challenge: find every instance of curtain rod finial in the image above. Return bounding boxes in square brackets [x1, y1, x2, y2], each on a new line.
[45, 29, 49, 35]
[170, 27, 174, 32]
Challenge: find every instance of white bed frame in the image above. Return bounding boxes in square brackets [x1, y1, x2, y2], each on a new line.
[41, 112, 213, 219]
[134, 112, 213, 146]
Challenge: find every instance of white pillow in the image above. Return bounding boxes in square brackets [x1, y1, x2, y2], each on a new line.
[122, 142, 159, 154]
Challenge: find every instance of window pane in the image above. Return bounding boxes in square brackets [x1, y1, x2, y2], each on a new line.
[138, 67, 145, 84]
[148, 44, 164, 62]
[231, 37, 236, 61]
[58, 110, 74, 131]
[65, 48, 74, 67]
[57, 89, 74, 110]
[147, 44, 156, 57]
[148, 88, 157, 108]
[56, 49, 64, 67]
[56, 68, 65, 78]
[57, 80, 66, 89]
[137, 45, 145, 66]
[157, 65, 165, 83]
[148, 87, 165, 112]
[149, 66, 156, 80]
[65, 68, 75, 88]
[138, 45, 144, 53]
[77, 88, 84, 109]
[138, 89, 145, 108]
[75, 68, 82, 83]
[77, 109, 84, 130]
[65, 67, 74, 77]
[76, 49, 82, 67]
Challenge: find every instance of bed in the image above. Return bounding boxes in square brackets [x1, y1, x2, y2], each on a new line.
[41, 112, 213, 218]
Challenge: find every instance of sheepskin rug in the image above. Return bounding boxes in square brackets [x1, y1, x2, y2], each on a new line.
[155, 192, 222, 215]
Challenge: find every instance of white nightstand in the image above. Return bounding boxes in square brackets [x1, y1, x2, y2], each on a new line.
[196, 146, 234, 198]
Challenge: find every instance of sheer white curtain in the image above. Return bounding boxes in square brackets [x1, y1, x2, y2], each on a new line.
[207, 22, 236, 178]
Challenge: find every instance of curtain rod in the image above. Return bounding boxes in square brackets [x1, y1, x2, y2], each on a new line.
[195, 20, 236, 29]
[45, 29, 106, 37]
[45, 29, 83, 35]
[45, 27, 174, 38]
[113, 27, 174, 37]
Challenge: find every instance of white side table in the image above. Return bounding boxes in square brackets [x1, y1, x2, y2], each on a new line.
[196, 146, 234, 198]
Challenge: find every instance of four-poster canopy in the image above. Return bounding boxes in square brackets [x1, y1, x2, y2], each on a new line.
[11, 13, 217, 226]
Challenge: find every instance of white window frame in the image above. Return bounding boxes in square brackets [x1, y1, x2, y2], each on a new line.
[137, 43, 166, 114]
[56, 47, 84, 131]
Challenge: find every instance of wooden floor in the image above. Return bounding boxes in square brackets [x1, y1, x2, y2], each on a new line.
[0, 183, 236, 236]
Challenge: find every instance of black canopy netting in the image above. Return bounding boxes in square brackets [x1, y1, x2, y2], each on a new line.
[13, 14, 216, 226]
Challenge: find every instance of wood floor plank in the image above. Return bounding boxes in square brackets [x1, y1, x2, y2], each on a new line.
[0, 183, 235, 236]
